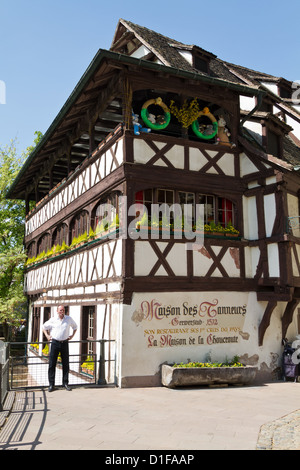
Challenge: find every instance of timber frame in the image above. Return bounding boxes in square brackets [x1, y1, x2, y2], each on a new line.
[7, 19, 300, 377]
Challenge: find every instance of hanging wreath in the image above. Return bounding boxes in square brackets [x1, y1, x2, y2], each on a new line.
[191, 107, 218, 140]
[141, 97, 171, 130]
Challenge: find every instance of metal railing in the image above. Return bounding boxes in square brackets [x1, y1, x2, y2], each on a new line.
[0, 341, 9, 410]
[7, 339, 116, 390]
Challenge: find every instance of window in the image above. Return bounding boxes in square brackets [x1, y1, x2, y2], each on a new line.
[194, 55, 209, 73]
[179, 191, 195, 225]
[135, 189, 153, 216]
[70, 210, 89, 242]
[31, 307, 40, 343]
[42, 307, 51, 345]
[267, 130, 281, 158]
[37, 233, 51, 255]
[92, 193, 119, 231]
[52, 223, 68, 246]
[27, 241, 36, 259]
[81, 306, 96, 373]
[199, 194, 215, 224]
[218, 198, 234, 227]
[135, 189, 235, 227]
[157, 189, 174, 206]
[278, 86, 291, 99]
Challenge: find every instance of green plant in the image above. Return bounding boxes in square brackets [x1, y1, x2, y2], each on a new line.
[81, 356, 95, 372]
[61, 240, 70, 251]
[79, 231, 88, 243]
[224, 221, 239, 235]
[173, 356, 244, 368]
[88, 227, 95, 239]
[110, 213, 119, 230]
[35, 250, 46, 262]
[136, 211, 149, 230]
[95, 221, 104, 235]
[53, 243, 61, 254]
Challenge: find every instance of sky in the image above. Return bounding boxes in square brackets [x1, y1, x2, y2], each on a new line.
[0, 0, 299, 154]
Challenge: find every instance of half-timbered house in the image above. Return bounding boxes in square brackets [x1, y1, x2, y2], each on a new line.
[7, 19, 300, 386]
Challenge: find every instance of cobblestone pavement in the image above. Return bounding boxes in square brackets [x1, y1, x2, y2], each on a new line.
[256, 410, 300, 450]
[1, 382, 300, 450]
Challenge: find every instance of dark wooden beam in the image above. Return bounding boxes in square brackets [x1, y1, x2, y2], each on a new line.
[282, 299, 299, 340]
[258, 300, 277, 346]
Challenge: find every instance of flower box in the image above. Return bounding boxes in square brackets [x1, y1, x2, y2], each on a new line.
[161, 364, 257, 388]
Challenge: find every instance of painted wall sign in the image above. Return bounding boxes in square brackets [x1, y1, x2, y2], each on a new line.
[134, 297, 248, 348]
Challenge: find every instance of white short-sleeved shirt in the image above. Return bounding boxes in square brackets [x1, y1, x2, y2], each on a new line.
[43, 315, 77, 341]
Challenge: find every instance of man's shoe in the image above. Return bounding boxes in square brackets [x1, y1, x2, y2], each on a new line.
[64, 384, 71, 391]
[48, 385, 55, 392]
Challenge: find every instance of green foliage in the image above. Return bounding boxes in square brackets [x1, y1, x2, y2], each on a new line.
[173, 356, 244, 368]
[81, 356, 95, 373]
[0, 133, 43, 339]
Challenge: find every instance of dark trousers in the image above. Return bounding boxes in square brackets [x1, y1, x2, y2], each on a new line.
[48, 339, 69, 386]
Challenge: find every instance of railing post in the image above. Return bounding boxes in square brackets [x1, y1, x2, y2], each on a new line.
[97, 340, 107, 385]
[0, 363, 3, 411]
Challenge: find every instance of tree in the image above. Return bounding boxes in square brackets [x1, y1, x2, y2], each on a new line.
[0, 132, 42, 340]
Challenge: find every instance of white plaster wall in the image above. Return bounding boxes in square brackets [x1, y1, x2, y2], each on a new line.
[25, 138, 123, 236]
[25, 239, 122, 294]
[119, 291, 290, 384]
[267, 244, 280, 277]
[242, 122, 262, 145]
[134, 140, 235, 175]
[260, 82, 278, 95]
[264, 193, 276, 237]
[291, 244, 300, 277]
[286, 114, 300, 140]
[287, 193, 300, 237]
[134, 241, 239, 278]
[178, 50, 193, 65]
[240, 152, 260, 177]
[244, 246, 260, 278]
[130, 45, 151, 58]
[243, 195, 258, 240]
[240, 96, 256, 112]
[287, 193, 299, 218]
[96, 303, 120, 383]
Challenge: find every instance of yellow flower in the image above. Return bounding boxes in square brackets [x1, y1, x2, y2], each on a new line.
[169, 98, 200, 128]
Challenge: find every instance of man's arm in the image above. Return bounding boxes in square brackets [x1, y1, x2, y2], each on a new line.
[68, 329, 77, 341]
[43, 327, 52, 341]
[42, 318, 53, 341]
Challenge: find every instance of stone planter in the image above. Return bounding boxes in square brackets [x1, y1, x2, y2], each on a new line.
[161, 364, 257, 388]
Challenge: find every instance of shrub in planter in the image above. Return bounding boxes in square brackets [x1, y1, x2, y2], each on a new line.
[161, 357, 257, 388]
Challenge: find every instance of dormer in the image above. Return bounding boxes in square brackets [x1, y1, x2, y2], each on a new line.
[169, 44, 216, 74]
[257, 76, 293, 100]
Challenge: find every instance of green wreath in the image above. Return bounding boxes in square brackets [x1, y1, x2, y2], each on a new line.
[191, 107, 218, 140]
[141, 97, 171, 130]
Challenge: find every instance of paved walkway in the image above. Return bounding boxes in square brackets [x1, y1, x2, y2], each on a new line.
[0, 381, 300, 450]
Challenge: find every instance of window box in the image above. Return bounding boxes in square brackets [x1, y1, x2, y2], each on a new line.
[161, 364, 257, 388]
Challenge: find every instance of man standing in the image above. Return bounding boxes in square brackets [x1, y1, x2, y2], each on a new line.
[42, 305, 77, 392]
